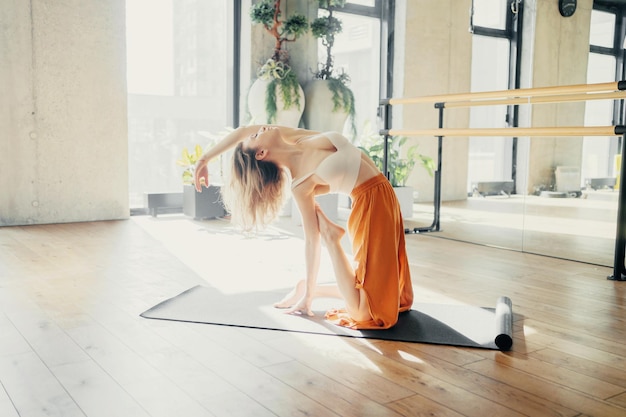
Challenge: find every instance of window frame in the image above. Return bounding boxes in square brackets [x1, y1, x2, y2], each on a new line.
[591, 1, 626, 126]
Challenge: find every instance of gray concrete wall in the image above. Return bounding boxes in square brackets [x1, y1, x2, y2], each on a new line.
[525, 0, 593, 193]
[1, 0, 129, 226]
[396, 0, 472, 202]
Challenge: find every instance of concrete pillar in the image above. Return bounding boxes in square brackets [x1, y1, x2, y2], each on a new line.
[1, 0, 129, 225]
[395, 0, 472, 202]
[523, 0, 593, 193]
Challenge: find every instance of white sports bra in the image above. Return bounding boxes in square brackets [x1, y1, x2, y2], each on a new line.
[291, 132, 362, 195]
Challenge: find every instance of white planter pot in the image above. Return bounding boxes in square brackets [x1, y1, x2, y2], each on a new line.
[393, 186, 414, 219]
[248, 78, 304, 127]
[303, 79, 349, 133]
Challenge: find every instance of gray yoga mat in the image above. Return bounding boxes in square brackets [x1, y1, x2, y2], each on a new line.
[141, 285, 514, 351]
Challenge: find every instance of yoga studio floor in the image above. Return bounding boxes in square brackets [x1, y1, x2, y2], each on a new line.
[1, 214, 625, 417]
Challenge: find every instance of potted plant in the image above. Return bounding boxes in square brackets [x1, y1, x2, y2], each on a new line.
[304, 0, 356, 137]
[248, 0, 309, 126]
[359, 124, 435, 218]
[176, 143, 226, 220]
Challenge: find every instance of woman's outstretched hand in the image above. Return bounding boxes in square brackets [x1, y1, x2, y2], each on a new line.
[194, 160, 209, 192]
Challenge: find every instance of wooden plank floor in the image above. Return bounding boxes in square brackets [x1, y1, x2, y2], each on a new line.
[0, 215, 625, 417]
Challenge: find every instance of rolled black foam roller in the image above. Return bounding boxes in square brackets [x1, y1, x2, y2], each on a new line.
[494, 296, 513, 351]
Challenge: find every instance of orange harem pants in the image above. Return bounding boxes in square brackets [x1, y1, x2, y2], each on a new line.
[325, 173, 414, 329]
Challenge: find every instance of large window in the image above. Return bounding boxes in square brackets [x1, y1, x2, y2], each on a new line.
[126, 1, 388, 209]
[328, 9, 381, 138]
[126, 0, 234, 209]
[467, 0, 522, 194]
[310, 1, 387, 140]
[468, 35, 512, 190]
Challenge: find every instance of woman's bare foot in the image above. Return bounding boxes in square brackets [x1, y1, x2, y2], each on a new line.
[316, 205, 345, 243]
[274, 279, 306, 309]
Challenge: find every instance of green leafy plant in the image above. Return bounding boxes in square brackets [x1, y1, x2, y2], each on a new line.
[310, 0, 355, 136]
[250, 0, 308, 63]
[359, 123, 434, 187]
[256, 59, 302, 123]
[176, 144, 204, 185]
[175, 128, 234, 185]
[310, 0, 346, 80]
[250, 0, 309, 123]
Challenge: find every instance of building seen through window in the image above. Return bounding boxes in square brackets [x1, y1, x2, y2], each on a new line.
[126, 0, 231, 209]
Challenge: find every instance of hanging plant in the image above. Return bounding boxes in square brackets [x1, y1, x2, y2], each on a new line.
[257, 59, 302, 123]
[326, 73, 355, 120]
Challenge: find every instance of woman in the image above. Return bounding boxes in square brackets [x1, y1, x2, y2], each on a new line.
[194, 125, 413, 329]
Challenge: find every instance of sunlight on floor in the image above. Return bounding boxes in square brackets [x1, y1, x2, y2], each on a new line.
[398, 349, 426, 365]
[289, 332, 386, 374]
[131, 214, 337, 295]
[523, 324, 538, 336]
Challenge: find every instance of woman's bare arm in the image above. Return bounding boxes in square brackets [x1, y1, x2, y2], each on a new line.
[194, 125, 260, 191]
[290, 185, 322, 316]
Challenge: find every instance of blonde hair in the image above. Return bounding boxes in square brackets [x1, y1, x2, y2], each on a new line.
[221, 142, 288, 231]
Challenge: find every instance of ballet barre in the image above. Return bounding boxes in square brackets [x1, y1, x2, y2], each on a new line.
[379, 81, 626, 281]
[381, 80, 626, 106]
[438, 91, 626, 109]
[383, 126, 626, 138]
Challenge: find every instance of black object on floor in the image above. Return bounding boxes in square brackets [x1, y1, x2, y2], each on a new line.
[141, 285, 514, 351]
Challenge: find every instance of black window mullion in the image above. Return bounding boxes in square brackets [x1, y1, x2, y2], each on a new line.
[617, 9, 626, 126]
[509, 0, 523, 194]
[232, 0, 241, 127]
[380, 0, 394, 102]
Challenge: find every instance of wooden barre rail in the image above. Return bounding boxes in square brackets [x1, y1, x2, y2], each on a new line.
[442, 91, 626, 109]
[382, 125, 626, 137]
[380, 80, 626, 106]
